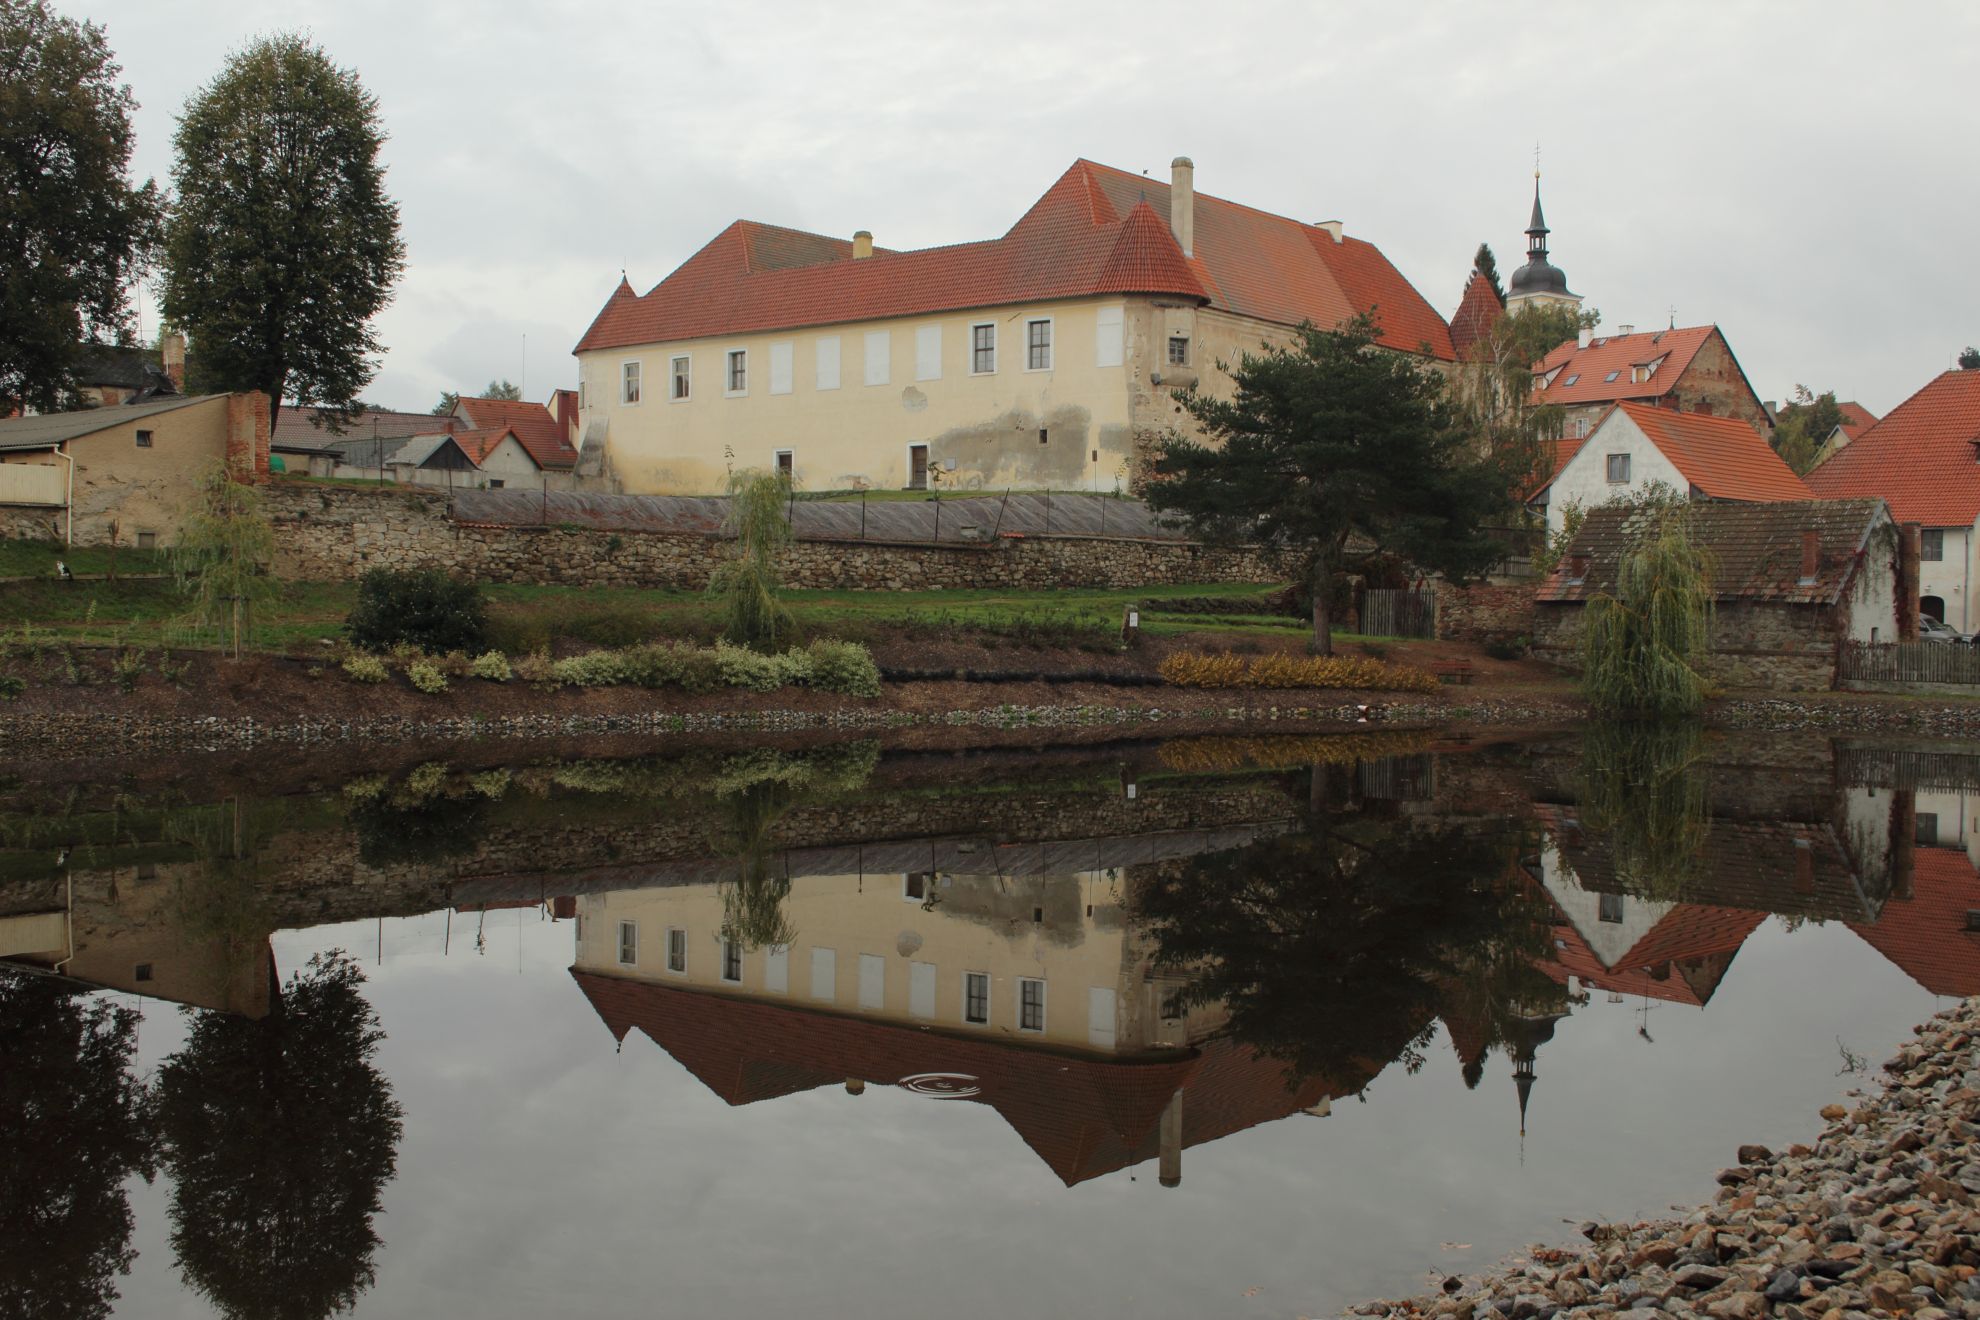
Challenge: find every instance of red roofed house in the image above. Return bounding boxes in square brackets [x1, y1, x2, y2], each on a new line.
[449, 393, 580, 473]
[1534, 400, 1812, 533]
[1531, 324, 1772, 445]
[1807, 368, 1980, 630]
[572, 157, 1454, 495]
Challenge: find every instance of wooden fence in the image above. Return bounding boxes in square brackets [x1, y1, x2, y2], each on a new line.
[1362, 589, 1437, 639]
[1840, 641, 1980, 686]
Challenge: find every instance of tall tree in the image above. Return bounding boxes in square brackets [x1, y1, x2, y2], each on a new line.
[430, 390, 457, 416]
[1472, 242, 1504, 305]
[0, 0, 160, 414]
[478, 377, 522, 401]
[1772, 385, 1843, 475]
[156, 951, 404, 1320]
[1147, 315, 1517, 652]
[0, 974, 156, 1320]
[1959, 346, 1979, 372]
[160, 34, 405, 430]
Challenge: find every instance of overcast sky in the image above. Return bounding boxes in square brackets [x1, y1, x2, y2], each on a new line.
[68, 0, 1980, 418]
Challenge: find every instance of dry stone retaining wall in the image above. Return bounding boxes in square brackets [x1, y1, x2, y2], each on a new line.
[263, 482, 1290, 590]
[1436, 582, 1536, 645]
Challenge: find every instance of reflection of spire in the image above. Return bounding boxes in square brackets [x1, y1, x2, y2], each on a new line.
[1503, 1010, 1567, 1140]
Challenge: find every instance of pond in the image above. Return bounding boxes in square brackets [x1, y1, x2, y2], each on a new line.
[0, 728, 1970, 1319]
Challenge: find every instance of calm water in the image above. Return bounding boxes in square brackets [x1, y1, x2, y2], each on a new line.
[2, 729, 1970, 1319]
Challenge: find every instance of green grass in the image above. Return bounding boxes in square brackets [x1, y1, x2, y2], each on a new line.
[0, 539, 172, 579]
[798, 487, 1130, 503]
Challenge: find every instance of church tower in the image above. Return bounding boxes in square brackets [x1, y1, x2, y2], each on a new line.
[1505, 176, 1582, 317]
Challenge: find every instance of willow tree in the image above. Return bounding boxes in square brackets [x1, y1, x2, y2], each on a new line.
[171, 463, 276, 658]
[1577, 721, 1711, 900]
[709, 469, 794, 652]
[1579, 506, 1715, 716]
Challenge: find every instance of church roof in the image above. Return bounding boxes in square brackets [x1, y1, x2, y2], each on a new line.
[1450, 268, 1505, 361]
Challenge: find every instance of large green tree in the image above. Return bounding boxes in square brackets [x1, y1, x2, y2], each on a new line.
[156, 951, 404, 1320]
[1147, 315, 1518, 651]
[1472, 242, 1504, 305]
[0, 0, 160, 414]
[1772, 384, 1842, 474]
[160, 34, 405, 430]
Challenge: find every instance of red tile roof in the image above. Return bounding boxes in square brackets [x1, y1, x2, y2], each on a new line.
[1613, 401, 1813, 503]
[449, 427, 528, 467]
[1836, 401, 1878, 442]
[574, 159, 1453, 362]
[1849, 849, 1980, 998]
[1806, 370, 1980, 527]
[271, 406, 458, 448]
[1449, 268, 1504, 362]
[1528, 436, 1585, 500]
[1533, 326, 1718, 407]
[453, 396, 577, 469]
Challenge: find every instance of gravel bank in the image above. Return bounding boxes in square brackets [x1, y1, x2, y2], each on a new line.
[1350, 1000, 1980, 1320]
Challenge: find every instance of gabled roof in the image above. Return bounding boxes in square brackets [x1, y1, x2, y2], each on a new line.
[1449, 268, 1505, 361]
[0, 394, 217, 451]
[271, 406, 459, 448]
[1610, 401, 1812, 503]
[451, 426, 536, 468]
[1528, 436, 1585, 501]
[453, 396, 578, 469]
[1536, 497, 1890, 606]
[72, 342, 176, 397]
[1806, 370, 1980, 527]
[385, 433, 472, 468]
[575, 159, 1453, 361]
[1533, 326, 1719, 407]
[1849, 849, 1980, 998]
[1835, 401, 1878, 441]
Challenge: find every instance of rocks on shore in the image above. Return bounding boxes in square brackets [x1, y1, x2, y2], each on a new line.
[1346, 1002, 1980, 1320]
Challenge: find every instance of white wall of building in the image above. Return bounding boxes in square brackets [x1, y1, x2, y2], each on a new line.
[1545, 410, 1688, 535]
[1917, 522, 1978, 632]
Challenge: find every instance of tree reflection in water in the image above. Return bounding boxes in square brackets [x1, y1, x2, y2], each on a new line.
[1577, 721, 1711, 901]
[0, 974, 155, 1320]
[155, 951, 404, 1320]
[1138, 763, 1567, 1089]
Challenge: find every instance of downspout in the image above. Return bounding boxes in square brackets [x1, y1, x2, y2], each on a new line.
[56, 442, 75, 546]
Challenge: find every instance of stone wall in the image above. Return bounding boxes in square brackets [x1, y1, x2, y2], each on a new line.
[264, 481, 1291, 590]
[1436, 582, 1535, 645]
[0, 505, 62, 544]
[1534, 599, 1841, 690]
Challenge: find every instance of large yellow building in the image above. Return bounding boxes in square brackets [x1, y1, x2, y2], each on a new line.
[572, 158, 1455, 495]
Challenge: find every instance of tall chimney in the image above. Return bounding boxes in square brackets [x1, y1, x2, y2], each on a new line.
[1169, 156, 1194, 258]
[1799, 530, 1820, 584]
[162, 331, 186, 393]
[1158, 1089, 1183, 1188]
[851, 230, 873, 260]
[1897, 522, 1920, 641]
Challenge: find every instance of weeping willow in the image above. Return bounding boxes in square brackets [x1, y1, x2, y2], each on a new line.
[717, 778, 798, 951]
[708, 469, 795, 653]
[1577, 720, 1711, 901]
[1579, 507, 1716, 716]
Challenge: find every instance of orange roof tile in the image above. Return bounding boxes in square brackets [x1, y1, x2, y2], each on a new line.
[449, 426, 526, 467]
[453, 396, 576, 469]
[1835, 401, 1878, 441]
[1533, 326, 1718, 407]
[575, 159, 1453, 362]
[1806, 370, 1980, 527]
[1849, 849, 1980, 998]
[1449, 268, 1505, 362]
[1613, 401, 1813, 502]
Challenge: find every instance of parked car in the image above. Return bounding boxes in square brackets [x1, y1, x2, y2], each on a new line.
[1919, 616, 1974, 644]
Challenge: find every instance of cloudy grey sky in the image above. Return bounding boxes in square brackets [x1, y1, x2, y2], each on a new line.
[70, 0, 1979, 417]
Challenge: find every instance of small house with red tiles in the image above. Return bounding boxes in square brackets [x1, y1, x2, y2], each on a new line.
[1531, 324, 1773, 445]
[572, 157, 1453, 495]
[1807, 368, 1980, 631]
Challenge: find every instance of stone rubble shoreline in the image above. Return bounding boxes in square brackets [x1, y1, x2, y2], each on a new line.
[1348, 1000, 1980, 1320]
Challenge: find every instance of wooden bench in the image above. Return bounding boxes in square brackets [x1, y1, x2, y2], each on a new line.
[1430, 659, 1475, 685]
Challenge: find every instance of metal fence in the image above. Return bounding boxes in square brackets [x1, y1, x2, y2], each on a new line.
[1840, 641, 1980, 686]
[1361, 588, 1437, 639]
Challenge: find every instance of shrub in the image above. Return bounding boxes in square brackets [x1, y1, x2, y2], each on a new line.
[342, 654, 389, 684]
[407, 658, 448, 694]
[469, 650, 512, 682]
[111, 648, 148, 693]
[806, 639, 881, 697]
[345, 568, 487, 654]
[1158, 649, 1436, 693]
[513, 649, 557, 686]
[714, 640, 808, 692]
[550, 649, 630, 687]
[613, 641, 718, 692]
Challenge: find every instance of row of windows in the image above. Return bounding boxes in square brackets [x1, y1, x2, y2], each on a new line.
[611, 918, 1044, 1030]
[604, 312, 1183, 407]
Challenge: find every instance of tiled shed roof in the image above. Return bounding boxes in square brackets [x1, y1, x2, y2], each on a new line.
[1806, 370, 1980, 527]
[1535, 497, 1888, 606]
[575, 159, 1453, 361]
[1614, 402, 1812, 503]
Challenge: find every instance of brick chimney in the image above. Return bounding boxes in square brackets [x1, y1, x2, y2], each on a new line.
[225, 392, 270, 483]
[1799, 530, 1820, 584]
[161, 331, 186, 392]
[1897, 522, 1921, 641]
[851, 230, 873, 260]
[1169, 156, 1194, 257]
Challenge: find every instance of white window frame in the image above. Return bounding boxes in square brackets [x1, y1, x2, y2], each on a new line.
[903, 873, 931, 903]
[915, 324, 942, 381]
[769, 340, 794, 395]
[810, 947, 836, 1001]
[864, 330, 891, 386]
[1024, 316, 1054, 372]
[725, 348, 749, 397]
[1095, 304, 1124, 369]
[621, 360, 642, 405]
[1166, 335, 1190, 367]
[617, 920, 638, 967]
[669, 355, 690, 402]
[579, 378, 588, 410]
[720, 936, 743, 984]
[774, 449, 794, 481]
[969, 321, 997, 375]
[665, 926, 687, 975]
[962, 970, 991, 1026]
[1605, 453, 1631, 484]
[1016, 976, 1046, 1032]
[815, 336, 841, 391]
[1921, 528, 1946, 562]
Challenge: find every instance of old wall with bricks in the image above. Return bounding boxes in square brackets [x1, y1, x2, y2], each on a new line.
[1436, 582, 1536, 645]
[262, 481, 1291, 591]
[1533, 598, 1842, 690]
